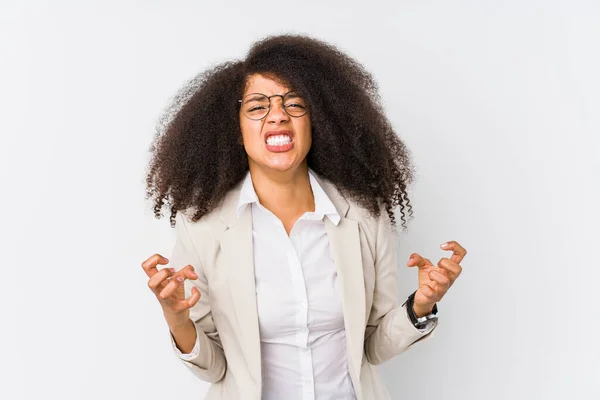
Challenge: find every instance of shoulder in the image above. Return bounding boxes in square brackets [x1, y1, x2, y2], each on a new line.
[176, 178, 244, 235]
[316, 172, 392, 243]
[174, 201, 228, 269]
[176, 206, 222, 236]
[345, 198, 395, 261]
[346, 197, 391, 232]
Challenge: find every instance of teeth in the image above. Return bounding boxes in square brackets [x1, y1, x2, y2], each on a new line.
[266, 134, 292, 146]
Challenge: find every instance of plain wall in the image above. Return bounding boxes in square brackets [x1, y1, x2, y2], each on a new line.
[1, 0, 599, 399]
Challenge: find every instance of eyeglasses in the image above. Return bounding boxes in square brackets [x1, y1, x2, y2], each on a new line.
[238, 90, 309, 120]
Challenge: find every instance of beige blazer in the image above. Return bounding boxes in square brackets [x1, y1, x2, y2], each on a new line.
[169, 172, 436, 399]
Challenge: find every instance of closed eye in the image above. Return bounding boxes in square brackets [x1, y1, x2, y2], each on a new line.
[285, 103, 305, 109]
[248, 105, 268, 112]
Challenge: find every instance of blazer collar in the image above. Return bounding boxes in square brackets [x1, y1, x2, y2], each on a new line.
[219, 169, 350, 228]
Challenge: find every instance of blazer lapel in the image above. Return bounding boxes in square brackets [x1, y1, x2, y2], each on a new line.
[217, 185, 262, 388]
[316, 175, 367, 398]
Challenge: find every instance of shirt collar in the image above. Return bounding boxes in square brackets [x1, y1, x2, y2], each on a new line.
[236, 168, 341, 226]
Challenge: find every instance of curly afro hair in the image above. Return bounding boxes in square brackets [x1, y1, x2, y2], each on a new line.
[145, 34, 415, 229]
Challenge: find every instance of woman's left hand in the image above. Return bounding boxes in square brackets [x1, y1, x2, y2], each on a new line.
[407, 241, 467, 317]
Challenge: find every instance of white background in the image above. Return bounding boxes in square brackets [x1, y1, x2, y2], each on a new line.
[1, 1, 599, 399]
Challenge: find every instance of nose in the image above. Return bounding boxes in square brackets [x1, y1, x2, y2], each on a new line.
[265, 97, 290, 124]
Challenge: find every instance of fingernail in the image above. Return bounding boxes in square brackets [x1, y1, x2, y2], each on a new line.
[176, 276, 184, 282]
[163, 257, 169, 262]
[169, 268, 175, 273]
[441, 242, 449, 248]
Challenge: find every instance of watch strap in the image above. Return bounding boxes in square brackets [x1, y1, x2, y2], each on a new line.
[403, 290, 438, 327]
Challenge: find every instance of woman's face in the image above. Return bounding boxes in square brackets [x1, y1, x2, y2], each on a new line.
[239, 74, 312, 175]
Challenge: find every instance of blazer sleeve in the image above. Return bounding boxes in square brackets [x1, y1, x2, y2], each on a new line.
[363, 210, 437, 365]
[168, 211, 227, 382]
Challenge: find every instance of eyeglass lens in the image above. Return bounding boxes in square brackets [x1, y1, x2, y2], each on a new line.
[241, 91, 308, 120]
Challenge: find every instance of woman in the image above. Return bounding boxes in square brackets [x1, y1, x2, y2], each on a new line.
[142, 34, 466, 400]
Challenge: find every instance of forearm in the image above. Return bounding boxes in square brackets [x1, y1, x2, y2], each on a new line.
[364, 304, 435, 365]
[169, 316, 228, 383]
[168, 317, 197, 354]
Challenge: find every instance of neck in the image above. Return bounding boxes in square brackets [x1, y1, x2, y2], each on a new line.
[248, 162, 315, 216]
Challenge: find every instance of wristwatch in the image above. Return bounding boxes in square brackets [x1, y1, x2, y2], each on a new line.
[403, 291, 438, 329]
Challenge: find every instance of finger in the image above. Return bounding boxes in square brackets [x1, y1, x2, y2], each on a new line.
[158, 265, 197, 300]
[430, 282, 447, 302]
[407, 253, 434, 269]
[147, 268, 174, 294]
[181, 264, 198, 280]
[416, 283, 437, 302]
[158, 274, 184, 300]
[141, 254, 170, 278]
[429, 269, 451, 289]
[435, 267, 451, 279]
[169, 285, 202, 313]
[187, 286, 201, 307]
[419, 281, 445, 303]
[440, 241, 467, 265]
[437, 257, 462, 281]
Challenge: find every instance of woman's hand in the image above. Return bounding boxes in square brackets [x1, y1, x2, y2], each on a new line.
[407, 241, 467, 317]
[141, 253, 201, 329]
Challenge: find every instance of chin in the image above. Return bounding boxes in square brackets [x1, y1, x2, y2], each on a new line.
[263, 163, 297, 173]
[253, 156, 302, 174]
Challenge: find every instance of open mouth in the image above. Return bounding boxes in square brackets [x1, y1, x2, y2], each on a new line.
[264, 131, 294, 152]
[265, 134, 292, 146]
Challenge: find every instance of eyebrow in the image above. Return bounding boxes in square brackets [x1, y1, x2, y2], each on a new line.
[243, 94, 268, 104]
[284, 92, 301, 100]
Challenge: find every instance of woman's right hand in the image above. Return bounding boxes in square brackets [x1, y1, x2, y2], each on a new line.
[142, 254, 201, 329]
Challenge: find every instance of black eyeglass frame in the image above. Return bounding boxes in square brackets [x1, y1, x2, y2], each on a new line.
[238, 90, 309, 121]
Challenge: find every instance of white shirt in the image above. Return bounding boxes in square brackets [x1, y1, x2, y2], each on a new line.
[180, 169, 435, 399]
